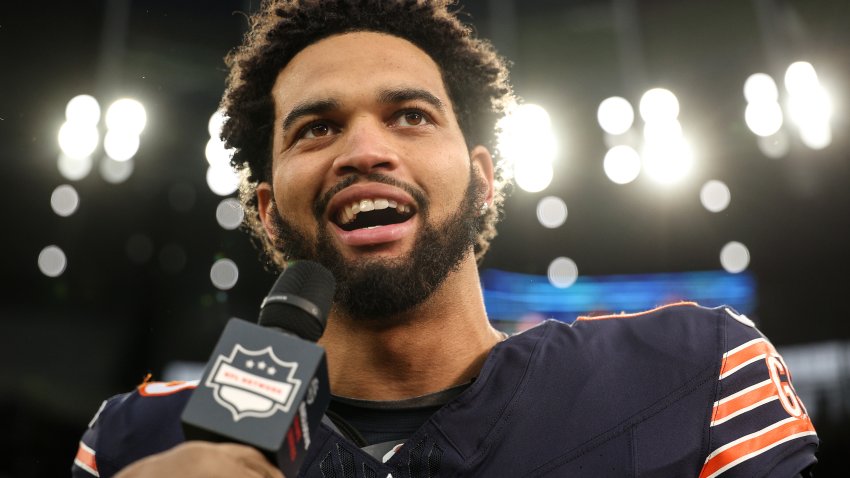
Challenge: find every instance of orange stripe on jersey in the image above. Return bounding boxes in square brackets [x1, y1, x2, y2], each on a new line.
[576, 301, 698, 321]
[138, 380, 199, 396]
[718, 338, 776, 379]
[711, 379, 777, 426]
[698, 416, 816, 478]
[74, 441, 99, 477]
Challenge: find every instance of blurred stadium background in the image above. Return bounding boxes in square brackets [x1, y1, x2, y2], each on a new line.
[1, 0, 848, 476]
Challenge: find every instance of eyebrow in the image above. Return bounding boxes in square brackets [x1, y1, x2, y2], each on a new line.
[280, 87, 446, 134]
[377, 87, 445, 113]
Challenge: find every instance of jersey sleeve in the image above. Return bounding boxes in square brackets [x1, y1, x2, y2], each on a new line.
[72, 399, 109, 478]
[70, 380, 197, 478]
[698, 307, 818, 478]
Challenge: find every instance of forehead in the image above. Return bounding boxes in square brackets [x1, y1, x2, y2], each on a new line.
[271, 31, 451, 111]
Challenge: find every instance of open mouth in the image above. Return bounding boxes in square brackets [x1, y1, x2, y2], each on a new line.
[334, 198, 416, 232]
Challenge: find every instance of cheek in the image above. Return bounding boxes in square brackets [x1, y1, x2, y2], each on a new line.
[413, 140, 469, 181]
[271, 162, 320, 219]
[423, 159, 472, 208]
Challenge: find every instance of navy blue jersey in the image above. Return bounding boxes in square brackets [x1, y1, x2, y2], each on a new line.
[73, 303, 818, 477]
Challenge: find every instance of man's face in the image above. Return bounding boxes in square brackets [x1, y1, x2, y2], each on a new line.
[257, 31, 494, 320]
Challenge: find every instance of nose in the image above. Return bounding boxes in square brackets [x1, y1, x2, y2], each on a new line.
[332, 117, 399, 176]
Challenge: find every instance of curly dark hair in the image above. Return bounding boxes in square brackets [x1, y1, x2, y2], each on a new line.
[221, 0, 515, 270]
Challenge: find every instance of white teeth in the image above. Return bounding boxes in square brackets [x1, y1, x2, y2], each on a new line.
[337, 197, 413, 225]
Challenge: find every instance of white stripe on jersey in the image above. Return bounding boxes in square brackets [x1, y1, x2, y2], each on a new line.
[703, 431, 817, 478]
[719, 354, 766, 380]
[714, 379, 772, 407]
[722, 338, 765, 359]
[711, 396, 778, 427]
[706, 417, 797, 461]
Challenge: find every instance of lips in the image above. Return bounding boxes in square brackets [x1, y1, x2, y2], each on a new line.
[336, 198, 413, 231]
[326, 183, 418, 246]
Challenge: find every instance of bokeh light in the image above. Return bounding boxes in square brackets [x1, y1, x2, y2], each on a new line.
[50, 184, 80, 217]
[636, 87, 693, 185]
[783, 61, 833, 150]
[105, 98, 147, 135]
[720, 241, 750, 273]
[58, 122, 99, 159]
[700, 180, 731, 213]
[639, 88, 680, 123]
[603, 145, 641, 185]
[787, 86, 833, 150]
[208, 109, 227, 138]
[641, 138, 694, 184]
[498, 103, 559, 193]
[103, 129, 140, 162]
[784, 61, 819, 96]
[514, 159, 554, 193]
[57, 154, 93, 181]
[536, 196, 568, 229]
[205, 137, 234, 167]
[799, 123, 833, 150]
[745, 102, 784, 137]
[597, 96, 635, 135]
[65, 94, 101, 125]
[743, 73, 779, 104]
[548, 257, 578, 288]
[206, 164, 240, 196]
[216, 198, 245, 230]
[211, 258, 240, 290]
[757, 131, 790, 159]
[787, 87, 832, 129]
[99, 156, 134, 184]
[38, 245, 67, 277]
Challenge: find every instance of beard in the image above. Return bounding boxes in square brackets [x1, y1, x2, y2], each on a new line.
[268, 169, 485, 322]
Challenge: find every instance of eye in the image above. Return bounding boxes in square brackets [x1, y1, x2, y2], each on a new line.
[299, 121, 339, 139]
[395, 110, 431, 127]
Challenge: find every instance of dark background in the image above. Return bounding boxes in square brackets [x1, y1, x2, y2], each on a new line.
[1, 1, 848, 476]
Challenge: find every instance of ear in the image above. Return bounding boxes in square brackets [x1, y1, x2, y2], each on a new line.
[256, 182, 278, 242]
[470, 145, 495, 205]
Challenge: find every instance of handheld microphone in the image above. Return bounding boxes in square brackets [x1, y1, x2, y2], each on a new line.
[181, 261, 336, 477]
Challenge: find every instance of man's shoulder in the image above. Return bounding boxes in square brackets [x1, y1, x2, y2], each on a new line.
[573, 300, 734, 330]
[494, 302, 762, 427]
[567, 301, 761, 358]
[489, 302, 734, 411]
[72, 381, 195, 477]
[501, 301, 763, 367]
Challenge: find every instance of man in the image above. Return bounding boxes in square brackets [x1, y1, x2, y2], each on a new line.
[73, 1, 819, 477]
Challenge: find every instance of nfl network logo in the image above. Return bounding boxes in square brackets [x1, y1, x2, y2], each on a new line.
[205, 344, 302, 421]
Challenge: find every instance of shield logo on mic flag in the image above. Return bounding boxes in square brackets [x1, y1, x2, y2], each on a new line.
[205, 344, 302, 421]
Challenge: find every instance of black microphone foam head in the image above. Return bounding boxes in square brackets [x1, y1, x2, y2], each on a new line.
[258, 260, 336, 341]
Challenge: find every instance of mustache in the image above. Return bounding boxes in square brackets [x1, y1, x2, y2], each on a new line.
[312, 173, 429, 220]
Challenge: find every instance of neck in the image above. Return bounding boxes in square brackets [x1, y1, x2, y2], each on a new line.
[318, 256, 503, 401]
